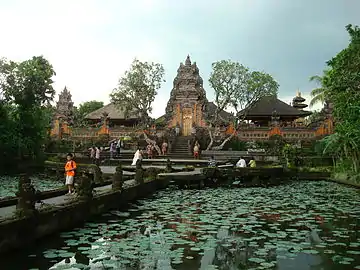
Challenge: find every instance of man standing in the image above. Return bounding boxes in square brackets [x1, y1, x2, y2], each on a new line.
[95, 147, 101, 166]
[236, 157, 247, 168]
[65, 153, 77, 194]
[175, 125, 180, 136]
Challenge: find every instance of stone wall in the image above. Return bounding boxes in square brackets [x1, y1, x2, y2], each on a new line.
[0, 178, 169, 254]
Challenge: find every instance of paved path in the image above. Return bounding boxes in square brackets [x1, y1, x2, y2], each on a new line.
[100, 165, 190, 174]
[0, 179, 136, 222]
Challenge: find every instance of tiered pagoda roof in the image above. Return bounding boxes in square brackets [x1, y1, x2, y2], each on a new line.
[292, 90, 308, 110]
[238, 95, 312, 118]
[85, 103, 140, 120]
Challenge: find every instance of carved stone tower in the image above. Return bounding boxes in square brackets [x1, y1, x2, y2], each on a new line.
[292, 90, 308, 126]
[165, 55, 208, 136]
[55, 86, 74, 124]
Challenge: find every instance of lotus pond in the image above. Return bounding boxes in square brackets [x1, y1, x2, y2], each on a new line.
[0, 176, 63, 199]
[2, 181, 360, 270]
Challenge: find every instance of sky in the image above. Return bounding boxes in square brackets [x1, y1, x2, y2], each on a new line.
[1, 0, 359, 117]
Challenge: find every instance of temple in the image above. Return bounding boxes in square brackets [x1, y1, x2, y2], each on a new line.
[239, 94, 312, 127]
[50, 57, 334, 141]
[55, 86, 74, 124]
[85, 103, 141, 127]
[165, 55, 209, 135]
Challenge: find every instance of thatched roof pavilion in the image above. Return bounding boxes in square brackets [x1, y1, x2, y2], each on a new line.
[85, 103, 141, 126]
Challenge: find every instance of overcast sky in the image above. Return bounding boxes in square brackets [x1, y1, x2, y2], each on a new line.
[1, 0, 359, 117]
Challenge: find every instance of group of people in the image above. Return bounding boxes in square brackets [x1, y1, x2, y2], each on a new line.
[109, 139, 124, 158]
[132, 141, 169, 165]
[89, 146, 101, 165]
[236, 157, 256, 168]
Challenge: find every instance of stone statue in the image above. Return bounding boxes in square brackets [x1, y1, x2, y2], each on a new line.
[112, 164, 123, 191]
[135, 159, 144, 185]
[77, 171, 93, 201]
[16, 173, 37, 217]
[165, 158, 173, 173]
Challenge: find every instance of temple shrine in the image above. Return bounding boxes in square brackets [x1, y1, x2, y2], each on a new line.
[50, 56, 334, 141]
[165, 55, 209, 136]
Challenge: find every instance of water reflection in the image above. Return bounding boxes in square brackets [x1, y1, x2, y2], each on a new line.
[1, 181, 359, 270]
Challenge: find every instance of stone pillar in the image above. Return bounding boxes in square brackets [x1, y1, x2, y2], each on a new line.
[112, 164, 123, 191]
[16, 173, 37, 217]
[77, 171, 93, 201]
[135, 159, 144, 185]
[166, 158, 173, 173]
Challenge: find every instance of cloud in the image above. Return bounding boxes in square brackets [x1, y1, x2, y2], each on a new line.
[0, 0, 359, 119]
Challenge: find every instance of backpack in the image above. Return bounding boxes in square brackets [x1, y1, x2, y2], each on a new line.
[70, 160, 77, 175]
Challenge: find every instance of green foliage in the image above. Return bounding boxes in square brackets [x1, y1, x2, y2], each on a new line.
[73, 100, 104, 127]
[255, 135, 286, 156]
[209, 60, 279, 123]
[0, 56, 56, 173]
[282, 144, 301, 168]
[226, 138, 247, 151]
[308, 69, 331, 108]
[206, 60, 278, 150]
[110, 59, 165, 125]
[318, 24, 360, 179]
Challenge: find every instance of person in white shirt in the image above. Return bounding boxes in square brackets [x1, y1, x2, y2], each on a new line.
[236, 157, 247, 168]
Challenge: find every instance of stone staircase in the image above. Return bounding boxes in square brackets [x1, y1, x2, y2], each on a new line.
[169, 136, 192, 158]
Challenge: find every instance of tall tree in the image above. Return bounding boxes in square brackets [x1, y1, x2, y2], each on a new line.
[321, 24, 360, 176]
[110, 59, 165, 125]
[206, 60, 279, 150]
[308, 69, 330, 108]
[0, 56, 56, 170]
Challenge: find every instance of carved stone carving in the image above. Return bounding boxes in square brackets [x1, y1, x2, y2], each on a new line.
[165, 55, 208, 131]
[77, 171, 93, 201]
[55, 86, 74, 124]
[112, 164, 123, 191]
[16, 173, 37, 217]
[135, 159, 144, 185]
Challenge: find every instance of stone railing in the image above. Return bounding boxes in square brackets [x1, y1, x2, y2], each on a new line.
[237, 126, 324, 141]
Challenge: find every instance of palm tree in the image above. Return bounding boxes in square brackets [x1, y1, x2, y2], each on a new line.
[309, 69, 330, 108]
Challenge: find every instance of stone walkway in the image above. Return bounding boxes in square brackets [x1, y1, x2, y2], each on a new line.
[0, 164, 207, 222]
[0, 179, 136, 221]
[100, 165, 191, 174]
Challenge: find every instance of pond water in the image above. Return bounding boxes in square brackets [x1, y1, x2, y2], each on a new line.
[0, 176, 63, 199]
[1, 181, 359, 270]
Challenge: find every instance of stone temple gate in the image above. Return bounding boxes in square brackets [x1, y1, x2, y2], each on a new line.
[165, 55, 209, 136]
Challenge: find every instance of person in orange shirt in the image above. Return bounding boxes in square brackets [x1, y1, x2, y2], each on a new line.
[65, 153, 77, 194]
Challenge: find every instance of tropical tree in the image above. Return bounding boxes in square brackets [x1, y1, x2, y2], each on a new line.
[0, 56, 56, 172]
[110, 59, 165, 126]
[308, 69, 330, 108]
[319, 24, 360, 180]
[206, 60, 279, 150]
[110, 59, 165, 154]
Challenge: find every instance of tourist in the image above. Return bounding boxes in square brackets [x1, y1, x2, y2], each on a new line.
[90, 147, 95, 163]
[162, 141, 168, 156]
[208, 155, 216, 167]
[131, 148, 142, 165]
[95, 147, 101, 166]
[116, 138, 121, 156]
[236, 157, 247, 168]
[175, 125, 180, 136]
[110, 141, 117, 159]
[191, 125, 196, 136]
[64, 153, 77, 194]
[248, 159, 256, 168]
[193, 142, 200, 159]
[147, 144, 154, 159]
